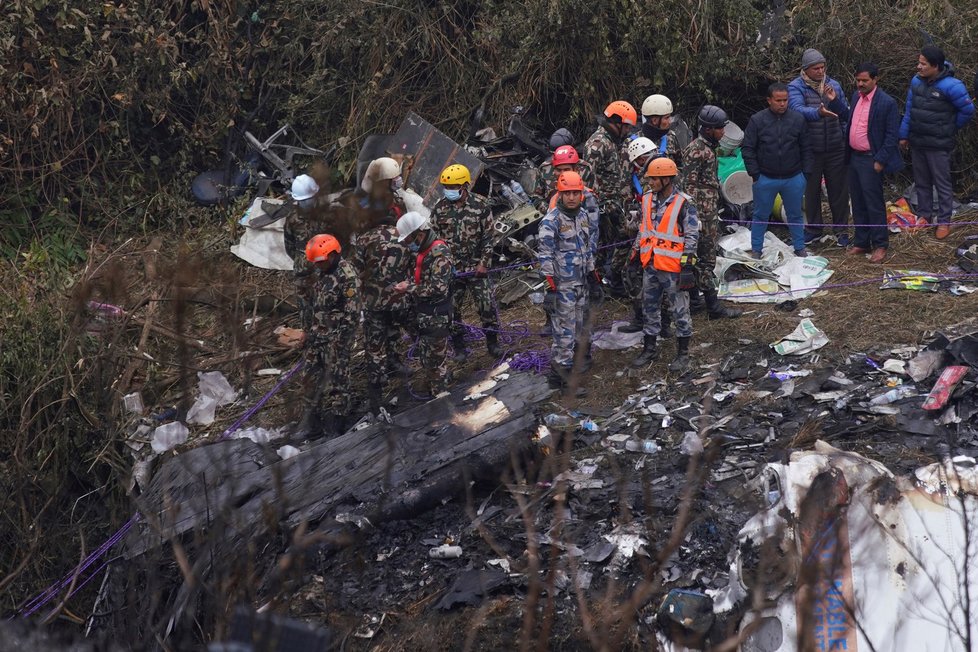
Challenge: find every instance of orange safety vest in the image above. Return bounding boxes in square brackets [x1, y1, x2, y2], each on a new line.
[638, 193, 686, 273]
[414, 239, 446, 284]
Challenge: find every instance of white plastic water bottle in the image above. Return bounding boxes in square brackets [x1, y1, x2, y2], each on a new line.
[500, 184, 521, 208]
[510, 180, 531, 204]
[869, 386, 915, 406]
[625, 439, 660, 454]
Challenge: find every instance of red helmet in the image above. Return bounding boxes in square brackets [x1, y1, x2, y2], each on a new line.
[305, 234, 341, 262]
[551, 145, 580, 167]
[556, 171, 585, 192]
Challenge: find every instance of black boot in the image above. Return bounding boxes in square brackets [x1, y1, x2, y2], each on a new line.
[367, 382, 383, 413]
[547, 363, 567, 390]
[485, 331, 503, 357]
[631, 334, 658, 368]
[689, 287, 706, 314]
[660, 308, 674, 339]
[451, 333, 467, 362]
[619, 301, 644, 334]
[292, 408, 321, 439]
[541, 313, 554, 337]
[668, 336, 692, 373]
[574, 340, 593, 373]
[705, 290, 742, 319]
[321, 412, 338, 437]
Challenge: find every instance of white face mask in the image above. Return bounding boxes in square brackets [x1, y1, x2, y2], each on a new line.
[391, 177, 404, 191]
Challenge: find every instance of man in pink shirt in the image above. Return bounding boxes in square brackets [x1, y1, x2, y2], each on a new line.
[845, 62, 904, 262]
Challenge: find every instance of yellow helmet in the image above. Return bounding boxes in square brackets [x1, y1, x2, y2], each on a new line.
[439, 164, 471, 186]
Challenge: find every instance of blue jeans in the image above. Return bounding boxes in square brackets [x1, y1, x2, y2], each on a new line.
[751, 172, 806, 252]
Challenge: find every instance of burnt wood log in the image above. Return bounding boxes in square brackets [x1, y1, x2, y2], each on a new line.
[126, 369, 553, 557]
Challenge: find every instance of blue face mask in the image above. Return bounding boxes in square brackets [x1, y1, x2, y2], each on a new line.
[407, 241, 421, 253]
[443, 188, 462, 201]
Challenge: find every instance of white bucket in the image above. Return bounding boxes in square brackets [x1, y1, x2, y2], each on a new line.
[719, 122, 744, 151]
[721, 170, 753, 205]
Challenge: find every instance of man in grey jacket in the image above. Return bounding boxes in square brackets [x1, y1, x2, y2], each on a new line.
[788, 48, 851, 246]
[742, 82, 813, 258]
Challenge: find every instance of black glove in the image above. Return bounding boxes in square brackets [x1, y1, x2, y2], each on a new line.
[544, 290, 558, 315]
[678, 264, 697, 291]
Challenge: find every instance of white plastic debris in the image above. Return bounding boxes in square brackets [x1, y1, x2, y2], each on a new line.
[882, 359, 907, 375]
[276, 445, 301, 460]
[429, 545, 463, 559]
[150, 421, 189, 453]
[122, 392, 144, 415]
[186, 371, 238, 425]
[230, 426, 281, 444]
[680, 432, 705, 455]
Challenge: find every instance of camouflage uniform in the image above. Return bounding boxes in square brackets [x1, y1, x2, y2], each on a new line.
[633, 189, 699, 338]
[298, 259, 361, 418]
[429, 192, 498, 337]
[405, 232, 455, 394]
[538, 200, 597, 369]
[533, 160, 596, 211]
[350, 223, 412, 389]
[681, 134, 722, 292]
[585, 126, 633, 283]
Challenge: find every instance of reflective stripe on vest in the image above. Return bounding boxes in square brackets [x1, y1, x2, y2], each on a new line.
[638, 193, 685, 272]
[415, 239, 446, 284]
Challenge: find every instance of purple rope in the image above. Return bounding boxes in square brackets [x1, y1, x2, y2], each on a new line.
[17, 362, 304, 619]
[721, 217, 977, 228]
[510, 349, 551, 373]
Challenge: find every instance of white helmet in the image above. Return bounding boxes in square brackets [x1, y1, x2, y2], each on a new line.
[396, 211, 428, 242]
[372, 157, 401, 181]
[641, 94, 673, 117]
[290, 174, 319, 201]
[627, 137, 656, 163]
[361, 157, 403, 192]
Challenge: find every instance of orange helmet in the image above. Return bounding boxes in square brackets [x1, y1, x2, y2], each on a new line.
[604, 100, 638, 126]
[645, 157, 678, 178]
[305, 234, 341, 262]
[556, 171, 585, 192]
[551, 145, 580, 167]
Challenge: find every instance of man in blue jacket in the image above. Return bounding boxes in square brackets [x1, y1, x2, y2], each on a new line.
[742, 82, 813, 258]
[898, 45, 975, 239]
[789, 48, 851, 246]
[845, 62, 904, 262]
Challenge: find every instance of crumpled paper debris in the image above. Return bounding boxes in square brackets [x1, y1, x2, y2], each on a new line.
[770, 318, 829, 356]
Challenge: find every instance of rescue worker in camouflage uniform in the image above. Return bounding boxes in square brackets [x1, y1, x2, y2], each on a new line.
[584, 101, 637, 291]
[538, 171, 600, 396]
[294, 234, 362, 438]
[393, 212, 455, 396]
[681, 105, 742, 320]
[430, 164, 503, 359]
[639, 95, 684, 169]
[350, 212, 413, 412]
[630, 158, 699, 373]
[533, 145, 596, 211]
[287, 174, 331, 271]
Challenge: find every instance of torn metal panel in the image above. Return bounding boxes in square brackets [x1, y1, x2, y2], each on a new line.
[721, 442, 978, 651]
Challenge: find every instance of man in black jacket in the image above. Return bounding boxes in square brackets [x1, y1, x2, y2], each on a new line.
[845, 62, 904, 262]
[742, 82, 813, 257]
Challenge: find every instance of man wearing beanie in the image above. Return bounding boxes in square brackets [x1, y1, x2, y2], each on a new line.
[788, 48, 852, 247]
